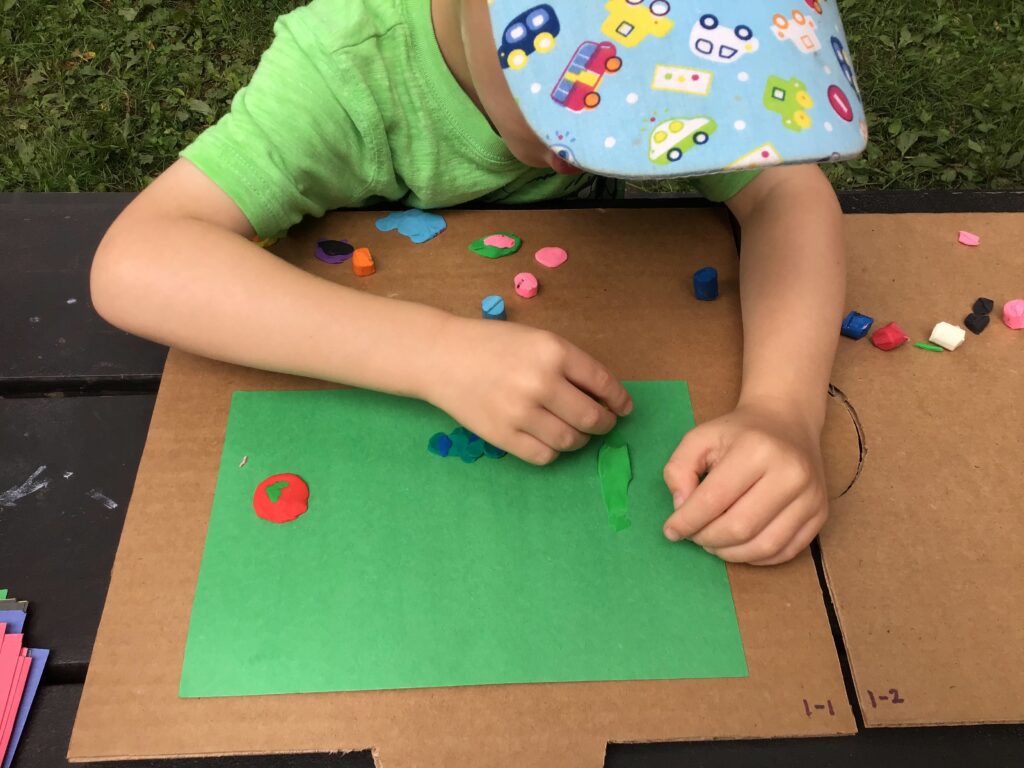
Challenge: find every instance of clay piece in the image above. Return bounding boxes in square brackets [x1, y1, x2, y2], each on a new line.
[482, 295, 507, 320]
[514, 272, 539, 299]
[253, 473, 310, 524]
[964, 313, 990, 335]
[375, 209, 447, 243]
[1003, 299, 1024, 330]
[870, 322, 910, 351]
[957, 230, 981, 247]
[972, 297, 994, 315]
[914, 342, 944, 352]
[429, 426, 506, 462]
[470, 233, 522, 259]
[841, 311, 874, 340]
[352, 247, 375, 276]
[692, 267, 719, 301]
[929, 321, 966, 351]
[534, 246, 568, 268]
[428, 432, 453, 458]
[315, 239, 354, 264]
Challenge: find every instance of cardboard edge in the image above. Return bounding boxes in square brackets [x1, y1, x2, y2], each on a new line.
[69, 748, 373, 764]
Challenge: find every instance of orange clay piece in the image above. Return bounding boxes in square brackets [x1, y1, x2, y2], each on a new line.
[352, 247, 375, 277]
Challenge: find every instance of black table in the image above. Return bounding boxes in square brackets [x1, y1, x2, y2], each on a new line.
[3, 191, 1022, 768]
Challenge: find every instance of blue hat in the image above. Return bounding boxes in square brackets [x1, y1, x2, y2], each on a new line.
[489, 0, 867, 179]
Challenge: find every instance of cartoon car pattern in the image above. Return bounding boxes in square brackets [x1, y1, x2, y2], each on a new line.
[772, 9, 821, 52]
[805, 0, 823, 13]
[498, 4, 560, 70]
[831, 36, 860, 98]
[550, 41, 622, 111]
[601, 0, 674, 48]
[690, 14, 759, 63]
[550, 144, 577, 164]
[649, 116, 717, 164]
[763, 75, 814, 131]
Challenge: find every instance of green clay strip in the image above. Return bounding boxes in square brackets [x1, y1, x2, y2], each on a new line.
[914, 342, 944, 352]
[598, 431, 632, 532]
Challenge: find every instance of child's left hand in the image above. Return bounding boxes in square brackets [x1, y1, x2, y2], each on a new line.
[661, 400, 829, 565]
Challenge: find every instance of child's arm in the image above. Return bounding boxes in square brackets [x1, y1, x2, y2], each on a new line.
[661, 164, 844, 564]
[91, 159, 632, 464]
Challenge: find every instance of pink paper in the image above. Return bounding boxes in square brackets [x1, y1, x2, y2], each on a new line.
[482, 234, 516, 249]
[957, 230, 980, 246]
[535, 246, 568, 269]
[513, 272, 538, 299]
[0, 654, 30, 759]
[0, 633, 24, 742]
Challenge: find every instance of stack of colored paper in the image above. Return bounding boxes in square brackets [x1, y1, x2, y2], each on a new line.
[0, 588, 48, 768]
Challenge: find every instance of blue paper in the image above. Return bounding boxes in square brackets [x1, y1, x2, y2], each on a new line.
[0, 613, 25, 635]
[2, 648, 48, 768]
[375, 209, 447, 244]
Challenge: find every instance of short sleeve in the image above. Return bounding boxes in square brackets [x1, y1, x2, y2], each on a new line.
[688, 169, 762, 203]
[180, 15, 383, 238]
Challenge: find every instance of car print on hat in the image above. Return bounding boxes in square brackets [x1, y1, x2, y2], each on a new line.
[489, 0, 867, 179]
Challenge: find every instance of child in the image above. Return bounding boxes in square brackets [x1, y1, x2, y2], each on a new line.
[91, 0, 866, 565]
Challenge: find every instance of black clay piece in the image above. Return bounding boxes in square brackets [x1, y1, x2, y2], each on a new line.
[964, 313, 990, 335]
[973, 297, 995, 315]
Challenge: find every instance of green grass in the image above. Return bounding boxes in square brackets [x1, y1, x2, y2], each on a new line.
[1, 0, 1022, 192]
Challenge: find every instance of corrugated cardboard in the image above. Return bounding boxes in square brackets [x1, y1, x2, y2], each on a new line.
[821, 213, 1024, 727]
[68, 209, 855, 764]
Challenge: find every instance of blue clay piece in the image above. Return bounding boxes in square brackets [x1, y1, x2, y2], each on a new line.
[483, 442, 507, 459]
[482, 295, 507, 320]
[841, 310, 874, 340]
[427, 432, 452, 458]
[449, 429, 470, 459]
[375, 209, 447, 244]
[693, 267, 719, 301]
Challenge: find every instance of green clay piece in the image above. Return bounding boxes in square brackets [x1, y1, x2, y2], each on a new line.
[469, 232, 522, 259]
[598, 430, 633, 532]
[914, 342, 945, 352]
[265, 480, 288, 503]
[0, 589, 7, 600]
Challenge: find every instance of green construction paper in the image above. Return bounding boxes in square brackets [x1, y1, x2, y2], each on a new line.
[0, 591, 7, 600]
[180, 381, 747, 697]
[598, 431, 632, 532]
[469, 232, 521, 259]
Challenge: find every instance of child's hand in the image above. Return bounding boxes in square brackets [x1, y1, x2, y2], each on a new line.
[425, 318, 632, 465]
[661, 401, 828, 565]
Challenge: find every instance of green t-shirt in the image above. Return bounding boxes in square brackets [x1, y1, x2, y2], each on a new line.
[181, 0, 758, 238]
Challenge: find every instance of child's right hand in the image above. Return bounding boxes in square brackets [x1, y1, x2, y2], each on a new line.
[424, 318, 632, 465]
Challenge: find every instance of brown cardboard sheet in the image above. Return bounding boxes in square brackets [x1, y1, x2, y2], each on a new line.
[69, 209, 855, 765]
[821, 213, 1024, 727]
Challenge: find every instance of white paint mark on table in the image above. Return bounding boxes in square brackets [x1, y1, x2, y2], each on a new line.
[86, 489, 119, 510]
[63, 471, 74, 479]
[67, 298, 78, 304]
[29, 317, 40, 324]
[0, 466, 50, 507]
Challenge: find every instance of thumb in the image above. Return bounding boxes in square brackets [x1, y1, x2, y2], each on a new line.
[662, 429, 714, 537]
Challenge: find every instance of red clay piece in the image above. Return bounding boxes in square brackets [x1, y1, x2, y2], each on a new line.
[870, 322, 909, 351]
[253, 473, 310, 524]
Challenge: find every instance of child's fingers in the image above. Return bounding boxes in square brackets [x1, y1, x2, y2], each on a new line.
[703, 495, 821, 564]
[507, 431, 560, 466]
[561, 345, 633, 416]
[545, 380, 617, 436]
[688, 476, 802, 549]
[523, 407, 591, 455]
[662, 429, 712, 507]
[748, 512, 825, 566]
[663, 448, 763, 541]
